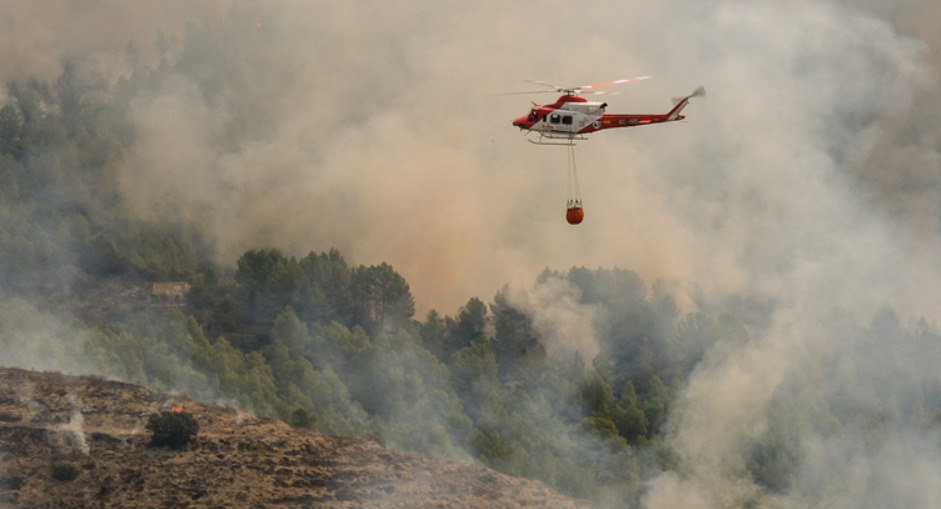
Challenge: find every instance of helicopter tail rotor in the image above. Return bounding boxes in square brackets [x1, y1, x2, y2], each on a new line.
[672, 86, 706, 105]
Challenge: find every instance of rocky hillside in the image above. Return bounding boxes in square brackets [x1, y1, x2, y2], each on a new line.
[0, 367, 590, 508]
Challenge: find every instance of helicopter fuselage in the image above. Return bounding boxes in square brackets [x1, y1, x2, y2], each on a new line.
[512, 94, 690, 138]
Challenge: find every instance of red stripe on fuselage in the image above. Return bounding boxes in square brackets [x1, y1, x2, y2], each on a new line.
[579, 113, 684, 133]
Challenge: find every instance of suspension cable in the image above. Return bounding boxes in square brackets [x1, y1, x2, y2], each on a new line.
[566, 143, 581, 208]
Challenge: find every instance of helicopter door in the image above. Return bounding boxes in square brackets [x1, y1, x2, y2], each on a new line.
[549, 113, 575, 132]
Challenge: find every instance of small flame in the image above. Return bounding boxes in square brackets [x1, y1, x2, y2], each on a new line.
[171, 406, 183, 413]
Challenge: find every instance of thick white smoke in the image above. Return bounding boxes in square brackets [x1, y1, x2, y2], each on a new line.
[504, 276, 601, 361]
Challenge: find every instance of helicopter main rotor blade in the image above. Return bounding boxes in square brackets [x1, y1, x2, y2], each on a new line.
[522, 79, 562, 90]
[490, 89, 560, 96]
[573, 76, 652, 93]
[501, 76, 652, 96]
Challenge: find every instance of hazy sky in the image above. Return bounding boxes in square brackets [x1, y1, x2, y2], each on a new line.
[3, 2, 941, 506]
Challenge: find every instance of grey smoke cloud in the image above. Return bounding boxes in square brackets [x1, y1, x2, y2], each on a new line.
[3, 1, 938, 313]
[0, 1, 229, 85]
[5, 0, 941, 506]
[504, 276, 601, 361]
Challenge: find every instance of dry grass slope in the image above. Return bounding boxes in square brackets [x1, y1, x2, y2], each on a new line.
[0, 367, 590, 508]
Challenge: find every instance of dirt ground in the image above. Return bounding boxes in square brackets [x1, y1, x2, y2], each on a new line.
[0, 367, 591, 508]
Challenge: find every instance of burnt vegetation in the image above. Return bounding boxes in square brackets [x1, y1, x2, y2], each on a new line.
[51, 461, 80, 482]
[146, 410, 199, 449]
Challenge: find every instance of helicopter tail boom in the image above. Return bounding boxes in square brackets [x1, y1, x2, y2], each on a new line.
[580, 86, 704, 132]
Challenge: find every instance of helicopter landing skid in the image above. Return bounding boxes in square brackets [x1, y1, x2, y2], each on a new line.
[527, 133, 586, 146]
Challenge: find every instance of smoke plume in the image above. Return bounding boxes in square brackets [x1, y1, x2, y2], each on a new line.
[505, 275, 601, 361]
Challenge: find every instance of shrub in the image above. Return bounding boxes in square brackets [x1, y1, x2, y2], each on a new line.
[146, 410, 199, 449]
[51, 461, 79, 482]
[288, 407, 317, 429]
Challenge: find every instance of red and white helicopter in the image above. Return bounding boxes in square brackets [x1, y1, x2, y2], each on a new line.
[508, 77, 703, 224]
[511, 76, 704, 145]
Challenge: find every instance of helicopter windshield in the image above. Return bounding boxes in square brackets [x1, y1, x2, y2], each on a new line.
[528, 110, 538, 122]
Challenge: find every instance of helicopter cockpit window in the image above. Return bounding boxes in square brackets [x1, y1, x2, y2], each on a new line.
[528, 111, 538, 122]
[550, 114, 561, 124]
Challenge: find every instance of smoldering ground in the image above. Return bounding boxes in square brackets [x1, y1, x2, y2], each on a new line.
[4, 0, 941, 506]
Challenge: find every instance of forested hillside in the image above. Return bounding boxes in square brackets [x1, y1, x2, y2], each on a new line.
[3, 12, 941, 508]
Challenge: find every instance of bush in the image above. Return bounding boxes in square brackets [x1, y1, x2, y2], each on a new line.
[51, 461, 79, 482]
[288, 407, 317, 429]
[146, 410, 199, 449]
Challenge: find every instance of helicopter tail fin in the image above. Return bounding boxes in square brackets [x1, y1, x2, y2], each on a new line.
[667, 86, 705, 121]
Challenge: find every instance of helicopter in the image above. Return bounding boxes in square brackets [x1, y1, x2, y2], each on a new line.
[511, 77, 704, 145]
[508, 77, 704, 225]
